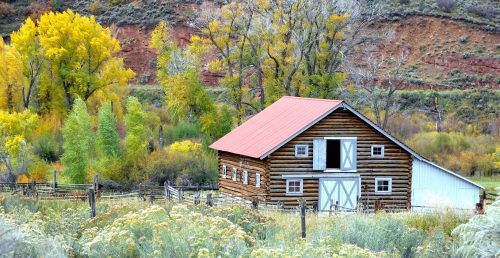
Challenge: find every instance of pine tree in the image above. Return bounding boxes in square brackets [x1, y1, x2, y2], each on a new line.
[61, 98, 93, 183]
[97, 102, 121, 158]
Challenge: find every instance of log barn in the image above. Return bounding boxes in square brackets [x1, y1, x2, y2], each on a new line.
[210, 96, 484, 211]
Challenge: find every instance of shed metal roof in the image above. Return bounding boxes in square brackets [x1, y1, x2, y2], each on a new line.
[209, 96, 342, 159]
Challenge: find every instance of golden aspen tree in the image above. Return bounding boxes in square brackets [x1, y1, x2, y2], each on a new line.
[36, 10, 134, 111]
[10, 18, 45, 110]
[0, 110, 38, 182]
[0, 38, 24, 113]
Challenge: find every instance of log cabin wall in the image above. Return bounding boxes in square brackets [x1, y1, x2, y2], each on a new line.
[218, 151, 269, 196]
[268, 109, 412, 210]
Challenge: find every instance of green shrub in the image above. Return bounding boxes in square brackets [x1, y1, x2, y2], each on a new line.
[163, 122, 202, 144]
[85, 0, 104, 15]
[33, 134, 62, 163]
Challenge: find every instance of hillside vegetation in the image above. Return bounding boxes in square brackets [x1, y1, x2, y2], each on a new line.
[0, 1, 498, 187]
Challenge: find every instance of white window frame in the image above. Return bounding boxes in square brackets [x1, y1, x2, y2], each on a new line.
[222, 165, 227, 179]
[375, 178, 392, 194]
[232, 168, 237, 181]
[255, 173, 261, 188]
[371, 145, 385, 158]
[243, 170, 248, 184]
[323, 137, 357, 172]
[285, 179, 303, 196]
[295, 144, 309, 157]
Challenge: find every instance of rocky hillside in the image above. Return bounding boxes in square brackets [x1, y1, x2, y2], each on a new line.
[1, 0, 498, 88]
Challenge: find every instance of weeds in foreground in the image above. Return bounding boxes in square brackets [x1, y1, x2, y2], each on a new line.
[0, 195, 486, 257]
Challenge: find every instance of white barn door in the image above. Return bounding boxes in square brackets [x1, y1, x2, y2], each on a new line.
[341, 139, 357, 171]
[319, 177, 360, 211]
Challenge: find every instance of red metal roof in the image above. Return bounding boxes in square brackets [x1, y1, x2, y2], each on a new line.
[210, 96, 343, 159]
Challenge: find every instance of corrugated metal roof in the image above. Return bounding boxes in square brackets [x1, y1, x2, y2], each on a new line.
[209, 96, 342, 159]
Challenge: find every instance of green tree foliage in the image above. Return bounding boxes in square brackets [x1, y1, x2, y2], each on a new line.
[97, 102, 121, 158]
[200, 105, 233, 142]
[61, 98, 93, 183]
[125, 97, 148, 163]
[150, 21, 233, 142]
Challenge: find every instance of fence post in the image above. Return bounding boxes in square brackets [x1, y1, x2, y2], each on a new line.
[206, 193, 213, 207]
[52, 169, 57, 193]
[178, 188, 183, 203]
[150, 193, 154, 205]
[329, 200, 333, 216]
[163, 181, 167, 200]
[32, 180, 37, 198]
[194, 192, 200, 205]
[88, 188, 96, 218]
[93, 175, 100, 198]
[252, 197, 258, 209]
[299, 199, 306, 238]
[335, 201, 339, 213]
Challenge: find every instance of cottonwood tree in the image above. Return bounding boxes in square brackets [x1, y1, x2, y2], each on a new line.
[200, 0, 381, 118]
[347, 51, 409, 130]
[36, 10, 134, 111]
[0, 38, 24, 113]
[10, 18, 45, 110]
[0, 110, 37, 182]
[151, 20, 233, 140]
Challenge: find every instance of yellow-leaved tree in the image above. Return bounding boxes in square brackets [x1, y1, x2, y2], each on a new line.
[0, 37, 24, 112]
[34, 10, 135, 110]
[10, 17, 45, 110]
[0, 110, 38, 182]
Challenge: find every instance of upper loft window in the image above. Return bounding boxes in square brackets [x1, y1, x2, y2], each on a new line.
[295, 144, 309, 157]
[222, 165, 227, 178]
[371, 145, 384, 157]
[375, 178, 392, 194]
[326, 139, 341, 169]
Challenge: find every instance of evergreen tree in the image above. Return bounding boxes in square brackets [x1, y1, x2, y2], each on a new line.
[61, 98, 93, 183]
[97, 102, 121, 158]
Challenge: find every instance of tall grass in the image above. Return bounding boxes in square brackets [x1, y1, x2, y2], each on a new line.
[0, 195, 475, 257]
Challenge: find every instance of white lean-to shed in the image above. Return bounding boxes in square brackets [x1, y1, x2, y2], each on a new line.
[411, 158, 483, 211]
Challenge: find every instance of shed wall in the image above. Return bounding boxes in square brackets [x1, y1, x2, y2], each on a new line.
[412, 159, 480, 210]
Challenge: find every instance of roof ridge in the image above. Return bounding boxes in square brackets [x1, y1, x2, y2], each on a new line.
[281, 96, 343, 102]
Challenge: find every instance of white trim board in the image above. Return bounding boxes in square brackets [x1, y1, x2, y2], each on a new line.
[282, 173, 360, 179]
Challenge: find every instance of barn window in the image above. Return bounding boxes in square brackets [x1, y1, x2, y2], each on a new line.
[371, 145, 384, 157]
[295, 144, 309, 157]
[286, 179, 303, 195]
[326, 139, 341, 169]
[222, 165, 227, 178]
[375, 178, 392, 193]
[243, 170, 248, 184]
[255, 173, 261, 188]
[232, 168, 237, 181]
